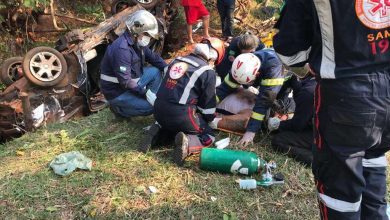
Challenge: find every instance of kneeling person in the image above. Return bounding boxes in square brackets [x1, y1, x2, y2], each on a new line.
[268, 66, 316, 165]
[216, 50, 285, 146]
[100, 10, 167, 119]
[152, 38, 225, 166]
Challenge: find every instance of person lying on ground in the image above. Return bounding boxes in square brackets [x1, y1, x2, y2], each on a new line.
[215, 49, 285, 147]
[100, 10, 167, 119]
[216, 32, 265, 79]
[268, 65, 316, 166]
[180, 0, 211, 44]
[138, 38, 225, 167]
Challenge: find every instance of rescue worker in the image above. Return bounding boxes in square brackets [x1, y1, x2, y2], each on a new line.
[268, 66, 316, 166]
[216, 50, 284, 146]
[100, 10, 167, 119]
[139, 38, 225, 166]
[216, 32, 265, 78]
[273, 0, 390, 219]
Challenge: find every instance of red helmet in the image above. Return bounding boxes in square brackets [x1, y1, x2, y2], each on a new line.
[201, 37, 225, 65]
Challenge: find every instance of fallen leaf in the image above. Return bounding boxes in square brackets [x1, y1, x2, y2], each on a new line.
[90, 208, 97, 217]
[134, 185, 145, 192]
[210, 196, 217, 202]
[282, 189, 293, 198]
[46, 206, 58, 212]
[16, 150, 25, 156]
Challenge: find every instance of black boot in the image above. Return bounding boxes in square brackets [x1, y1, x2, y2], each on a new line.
[137, 123, 161, 153]
[173, 132, 189, 166]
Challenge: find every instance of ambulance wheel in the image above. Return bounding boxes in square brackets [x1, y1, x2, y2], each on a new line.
[0, 57, 23, 86]
[22, 47, 68, 87]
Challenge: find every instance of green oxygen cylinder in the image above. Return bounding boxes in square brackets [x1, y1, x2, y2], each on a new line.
[199, 148, 267, 175]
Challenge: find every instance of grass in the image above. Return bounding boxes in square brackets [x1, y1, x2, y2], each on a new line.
[0, 109, 320, 219]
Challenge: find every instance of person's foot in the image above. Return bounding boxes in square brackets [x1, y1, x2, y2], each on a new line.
[109, 106, 132, 122]
[188, 39, 195, 44]
[203, 34, 211, 39]
[173, 132, 189, 166]
[137, 123, 161, 153]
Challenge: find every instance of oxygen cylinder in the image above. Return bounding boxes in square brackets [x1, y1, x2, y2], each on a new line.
[199, 148, 267, 175]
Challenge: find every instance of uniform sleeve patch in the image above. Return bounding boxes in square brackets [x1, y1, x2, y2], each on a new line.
[120, 66, 127, 72]
[169, 62, 188, 79]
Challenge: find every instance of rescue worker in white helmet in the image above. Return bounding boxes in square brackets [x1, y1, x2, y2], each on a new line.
[215, 49, 285, 146]
[100, 10, 167, 119]
[138, 37, 225, 166]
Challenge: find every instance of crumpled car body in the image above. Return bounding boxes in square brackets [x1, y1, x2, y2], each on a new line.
[0, 2, 177, 142]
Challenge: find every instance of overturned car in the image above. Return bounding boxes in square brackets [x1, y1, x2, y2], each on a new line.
[0, 2, 177, 142]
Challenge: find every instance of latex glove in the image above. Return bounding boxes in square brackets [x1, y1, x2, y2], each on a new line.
[247, 86, 259, 95]
[238, 131, 256, 147]
[209, 117, 222, 129]
[146, 89, 157, 106]
[267, 117, 281, 131]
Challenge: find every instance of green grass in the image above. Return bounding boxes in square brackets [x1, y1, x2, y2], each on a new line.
[0, 109, 320, 219]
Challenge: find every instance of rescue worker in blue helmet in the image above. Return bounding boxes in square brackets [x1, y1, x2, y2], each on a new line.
[273, 0, 390, 219]
[138, 38, 225, 166]
[216, 50, 285, 147]
[100, 10, 167, 118]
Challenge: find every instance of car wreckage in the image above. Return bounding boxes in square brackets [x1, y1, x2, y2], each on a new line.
[0, 2, 178, 142]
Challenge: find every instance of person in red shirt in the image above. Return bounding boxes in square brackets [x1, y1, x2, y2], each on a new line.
[181, 0, 210, 43]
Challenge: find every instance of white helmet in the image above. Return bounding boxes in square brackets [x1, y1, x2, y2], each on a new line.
[193, 43, 218, 61]
[231, 53, 261, 85]
[125, 10, 159, 39]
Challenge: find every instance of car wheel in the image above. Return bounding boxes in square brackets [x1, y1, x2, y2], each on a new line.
[131, 0, 159, 9]
[0, 57, 24, 86]
[111, 0, 133, 15]
[22, 47, 68, 87]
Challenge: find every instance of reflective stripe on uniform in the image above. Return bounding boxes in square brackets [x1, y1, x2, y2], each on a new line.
[163, 65, 169, 77]
[363, 156, 387, 168]
[251, 112, 265, 121]
[179, 66, 213, 104]
[313, 0, 336, 79]
[261, 78, 285, 86]
[177, 57, 200, 67]
[276, 48, 311, 66]
[224, 75, 240, 88]
[101, 74, 119, 83]
[197, 107, 216, 115]
[318, 192, 361, 212]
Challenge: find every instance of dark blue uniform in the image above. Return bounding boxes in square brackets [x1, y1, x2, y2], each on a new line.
[215, 37, 265, 78]
[216, 49, 284, 133]
[154, 54, 216, 148]
[272, 75, 316, 166]
[278, 75, 316, 131]
[100, 31, 166, 101]
[274, 0, 390, 219]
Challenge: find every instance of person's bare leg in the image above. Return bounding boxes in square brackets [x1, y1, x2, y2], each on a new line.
[186, 24, 194, 43]
[202, 15, 210, 38]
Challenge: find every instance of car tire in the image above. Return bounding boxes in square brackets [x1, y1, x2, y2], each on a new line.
[111, 0, 133, 15]
[22, 47, 68, 87]
[0, 57, 24, 86]
[131, 0, 160, 9]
